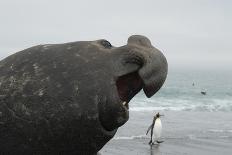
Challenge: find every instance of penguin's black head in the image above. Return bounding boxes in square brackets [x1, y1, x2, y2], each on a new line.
[155, 112, 164, 118]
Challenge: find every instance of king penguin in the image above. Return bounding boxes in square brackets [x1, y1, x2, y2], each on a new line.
[146, 112, 164, 145]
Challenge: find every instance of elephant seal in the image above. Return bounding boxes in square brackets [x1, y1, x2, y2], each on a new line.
[0, 35, 168, 154]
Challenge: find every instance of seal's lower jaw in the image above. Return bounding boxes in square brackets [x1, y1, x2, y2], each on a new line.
[114, 71, 144, 125]
[99, 120, 118, 136]
[98, 71, 143, 132]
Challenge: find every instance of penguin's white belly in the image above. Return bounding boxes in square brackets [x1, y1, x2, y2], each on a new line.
[152, 118, 162, 141]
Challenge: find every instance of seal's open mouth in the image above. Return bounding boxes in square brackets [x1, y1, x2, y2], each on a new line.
[98, 72, 144, 132]
[99, 68, 166, 132]
[116, 71, 144, 109]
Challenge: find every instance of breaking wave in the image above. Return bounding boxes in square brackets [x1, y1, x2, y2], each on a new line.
[130, 97, 232, 112]
[113, 135, 146, 140]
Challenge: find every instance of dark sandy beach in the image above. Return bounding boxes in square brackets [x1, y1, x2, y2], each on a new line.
[101, 136, 231, 155]
[100, 111, 232, 155]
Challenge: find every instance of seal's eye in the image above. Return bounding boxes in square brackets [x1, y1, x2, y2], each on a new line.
[101, 40, 112, 49]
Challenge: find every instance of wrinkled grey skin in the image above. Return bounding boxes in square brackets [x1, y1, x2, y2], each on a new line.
[0, 35, 168, 154]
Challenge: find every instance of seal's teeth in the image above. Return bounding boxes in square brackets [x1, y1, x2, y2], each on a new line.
[122, 101, 127, 106]
[122, 101, 129, 110]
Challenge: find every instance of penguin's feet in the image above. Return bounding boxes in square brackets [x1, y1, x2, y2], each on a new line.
[156, 140, 164, 144]
[148, 140, 152, 145]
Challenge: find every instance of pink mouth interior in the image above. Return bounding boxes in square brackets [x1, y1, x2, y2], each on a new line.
[116, 71, 143, 105]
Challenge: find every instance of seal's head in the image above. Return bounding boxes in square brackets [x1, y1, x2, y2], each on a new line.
[90, 35, 168, 131]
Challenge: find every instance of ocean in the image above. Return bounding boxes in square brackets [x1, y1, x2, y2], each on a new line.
[130, 68, 232, 112]
[101, 68, 232, 155]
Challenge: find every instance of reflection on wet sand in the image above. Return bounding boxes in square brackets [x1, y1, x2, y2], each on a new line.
[150, 144, 161, 155]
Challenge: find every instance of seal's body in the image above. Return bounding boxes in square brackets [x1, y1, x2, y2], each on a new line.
[0, 35, 168, 154]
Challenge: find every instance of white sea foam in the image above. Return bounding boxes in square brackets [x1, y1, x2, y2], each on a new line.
[129, 106, 186, 112]
[113, 135, 146, 140]
[129, 96, 232, 112]
[208, 129, 232, 133]
[208, 129, 224, 133]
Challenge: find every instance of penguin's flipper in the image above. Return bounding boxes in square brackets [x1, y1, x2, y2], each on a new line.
[156, 140, 164, 143]
[146, 124, 153, 135]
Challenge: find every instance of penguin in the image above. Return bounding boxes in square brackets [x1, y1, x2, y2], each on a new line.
[146, 112, 164, 145]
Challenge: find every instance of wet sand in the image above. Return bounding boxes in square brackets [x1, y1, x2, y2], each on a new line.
[100, 136, 232, 155]
[100, 111, 232, 155]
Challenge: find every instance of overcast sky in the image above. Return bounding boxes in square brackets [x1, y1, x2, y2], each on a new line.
[0, 0, 231, 70]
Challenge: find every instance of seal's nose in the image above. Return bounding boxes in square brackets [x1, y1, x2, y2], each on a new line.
[127, 35, 152, 48]
[127, 35, 168, 98]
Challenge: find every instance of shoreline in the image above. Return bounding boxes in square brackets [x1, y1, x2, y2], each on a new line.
[100, 135, 232, 155]
[100, 111, 232, 155]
